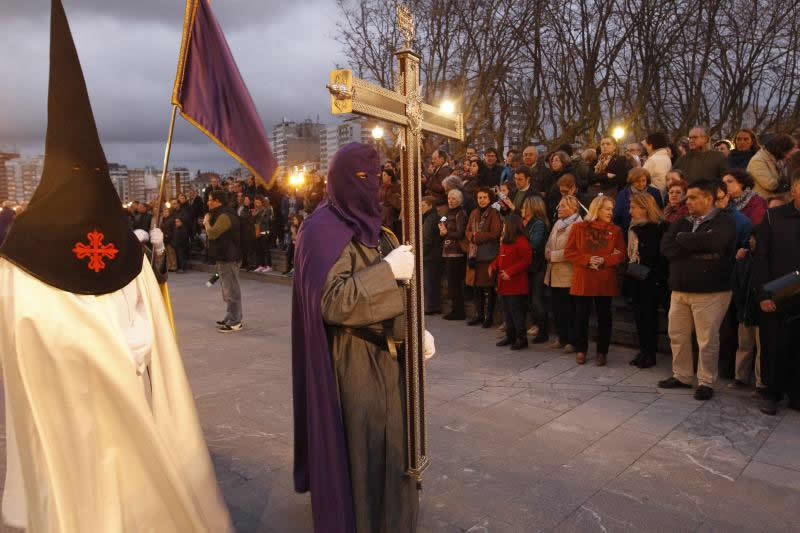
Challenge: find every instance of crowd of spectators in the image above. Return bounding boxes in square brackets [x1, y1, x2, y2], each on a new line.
[2, 126, 798, 411]
[417, 127, 800, 415]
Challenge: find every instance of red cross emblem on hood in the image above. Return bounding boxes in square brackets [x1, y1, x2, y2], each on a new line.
[72, 230, 119, 272]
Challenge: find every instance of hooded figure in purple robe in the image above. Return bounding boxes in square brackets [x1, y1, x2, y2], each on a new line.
[292, 142, 424, 532]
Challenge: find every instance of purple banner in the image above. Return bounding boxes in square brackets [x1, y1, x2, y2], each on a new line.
[172, 0, 277, 187]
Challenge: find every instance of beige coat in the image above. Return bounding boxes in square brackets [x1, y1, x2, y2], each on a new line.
[747, 148, 780, 198]
[643, 148, 672, 196]
[544, 213, 582, 288]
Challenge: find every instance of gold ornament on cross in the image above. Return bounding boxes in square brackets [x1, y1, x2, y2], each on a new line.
[396, 4, 414, 50]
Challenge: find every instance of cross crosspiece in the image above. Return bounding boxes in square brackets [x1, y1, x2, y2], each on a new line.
[72, 230, 119, 272]
[326, 3, 463, 485]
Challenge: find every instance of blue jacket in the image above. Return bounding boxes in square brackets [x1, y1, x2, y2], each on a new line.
[524, 218, 548, 272]
[612, 185, 664, 235]
[725, 205, 753, 250]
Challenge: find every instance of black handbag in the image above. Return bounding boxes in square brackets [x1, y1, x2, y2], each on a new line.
[625, 262, 651, 281]
[763, 271, 800, 305]
[475, 240, 499, 262]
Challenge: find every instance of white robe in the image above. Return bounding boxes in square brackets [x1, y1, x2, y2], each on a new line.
[0, 257, 232, 532]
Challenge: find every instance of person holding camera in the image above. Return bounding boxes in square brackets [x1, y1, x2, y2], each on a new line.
[204, 189, 244, 332]
[439, 189, 468, 320]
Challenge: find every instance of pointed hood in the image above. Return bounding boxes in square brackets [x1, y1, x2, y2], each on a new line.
[0, 0, 143, 295]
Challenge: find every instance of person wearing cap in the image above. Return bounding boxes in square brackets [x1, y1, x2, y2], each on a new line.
[0, 2, 233, 530]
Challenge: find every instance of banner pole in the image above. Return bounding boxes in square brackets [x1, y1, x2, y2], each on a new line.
[152, 104, 179, 235]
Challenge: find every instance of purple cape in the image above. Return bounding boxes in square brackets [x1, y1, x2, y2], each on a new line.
[292, 143, 382, 532]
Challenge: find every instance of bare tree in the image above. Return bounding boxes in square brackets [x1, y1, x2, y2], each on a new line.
[335, 0, 800, 153]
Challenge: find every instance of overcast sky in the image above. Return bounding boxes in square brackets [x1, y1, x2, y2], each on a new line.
[0, 0, 343, 172]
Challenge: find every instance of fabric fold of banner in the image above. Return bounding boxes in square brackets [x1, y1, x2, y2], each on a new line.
[172, 0, 277, 187]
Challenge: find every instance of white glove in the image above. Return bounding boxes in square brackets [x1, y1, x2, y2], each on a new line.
[384, 244, 415, 281]
[149, 228, 165, 254]
[423, 329, 436, 360]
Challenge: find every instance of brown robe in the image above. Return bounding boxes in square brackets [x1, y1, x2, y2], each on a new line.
[320, 232, 418, 533]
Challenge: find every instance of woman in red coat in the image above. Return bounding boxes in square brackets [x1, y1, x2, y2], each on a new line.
[489, 214, 532, 350]
[565, 195, 626, 366]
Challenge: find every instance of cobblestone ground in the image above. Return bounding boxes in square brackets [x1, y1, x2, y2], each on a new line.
[2, 271, 799, 532]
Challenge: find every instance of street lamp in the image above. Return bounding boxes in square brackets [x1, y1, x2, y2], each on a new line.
[440, 100, 455, 114]
[371, 125, 385, 139]
[611, 126, 626, 141]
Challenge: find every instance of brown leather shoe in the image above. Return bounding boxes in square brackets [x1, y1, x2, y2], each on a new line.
[576, 352, 586, 365]
[596, 353, 607, 367]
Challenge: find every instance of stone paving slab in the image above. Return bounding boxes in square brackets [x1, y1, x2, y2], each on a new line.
[1, 271, 799, 533]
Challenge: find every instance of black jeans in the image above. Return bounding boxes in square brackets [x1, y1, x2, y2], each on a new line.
[444, 256, 466, 316]
[503, 295, 527, 341]
[759, 311, 800, 403]
[528, 270, 548, 336]
[632, 279, 661, 357]
[174, 242, 189, 271]
[424, 257, 444, 313]
[551, 287, 576, 345]
[574, 295, 612, 354]
[254, 235, 272, 267]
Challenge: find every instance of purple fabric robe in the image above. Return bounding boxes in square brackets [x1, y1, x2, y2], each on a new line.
[292, 143, 383, 532]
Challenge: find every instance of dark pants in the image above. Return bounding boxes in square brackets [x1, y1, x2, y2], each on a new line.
[528, 270, 548, 336]
[717, 302, 739, 379]
[423, 257, 444, 313]
[759, 311, 800, 403]
[551, 287, 576, 345]
[444, 256, 466, 317]
[632, 280, 661, 357]
[240, 238, 254, 269]
[574, 295, 612, 354]
[174, 242, 189, 271]
[287, 242, 296, 272]
[503, 295, 527, 342]
[254, 235, 272, 267]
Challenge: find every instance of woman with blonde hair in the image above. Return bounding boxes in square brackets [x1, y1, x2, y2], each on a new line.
[521, 195, 551, 343]
[626, 193, 669, 368]
[565, 195, 626, 366]
[544, 195, 582, 351]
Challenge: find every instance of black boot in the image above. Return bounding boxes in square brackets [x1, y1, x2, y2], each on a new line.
[468, 289, 485, 326]
[497, 324, 514, 347]
[629, 353, 644, 366]
[636, 354, 656, 369]
[511, 337, 528, 350]
[483, 289, 496, 328]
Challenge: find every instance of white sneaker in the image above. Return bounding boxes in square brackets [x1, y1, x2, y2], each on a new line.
[263, 266, 273, 273]
[252, 267, 264, 273]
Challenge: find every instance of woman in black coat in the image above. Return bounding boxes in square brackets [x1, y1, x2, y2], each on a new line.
[627, 192, 669, 368]
[588, 136, 633, 199]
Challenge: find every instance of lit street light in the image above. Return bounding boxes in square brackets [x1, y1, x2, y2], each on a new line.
[612, 126, 626, 141]
[440, 100, 455, 114]
[371, 125, 385, 139]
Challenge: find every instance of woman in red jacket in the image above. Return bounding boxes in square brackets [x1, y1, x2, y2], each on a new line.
[489, 214, 532, 350]
[565, 195, 626, 366]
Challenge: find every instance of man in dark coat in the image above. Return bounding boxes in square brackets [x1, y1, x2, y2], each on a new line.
[752, 170, 800, 416]
[292, 142, 435, 532]
[425, 149, 450, 209]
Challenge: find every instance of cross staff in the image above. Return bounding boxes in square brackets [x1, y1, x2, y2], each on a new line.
[326, 3, 464, 485]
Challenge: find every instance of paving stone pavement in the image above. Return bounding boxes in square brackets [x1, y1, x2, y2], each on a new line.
[2, 271, 799, 532]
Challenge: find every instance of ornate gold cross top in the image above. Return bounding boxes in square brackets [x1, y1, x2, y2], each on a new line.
[396, 4, 414, 50]
[324, 2, 463, 486]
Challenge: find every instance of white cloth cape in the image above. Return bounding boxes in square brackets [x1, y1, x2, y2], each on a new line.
[0, 257, 232, 532]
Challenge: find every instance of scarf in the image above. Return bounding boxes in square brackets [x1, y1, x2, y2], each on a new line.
[627, 219, 647, 264]
[468, 206, 491, 258]
[595, 152, 613, 174]
[732, 188, 757, 212]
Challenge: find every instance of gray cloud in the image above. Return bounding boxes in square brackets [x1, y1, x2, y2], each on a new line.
[1, 0, 344, 171]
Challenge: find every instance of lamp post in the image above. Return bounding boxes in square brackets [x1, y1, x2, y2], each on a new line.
[440, 100, 455, 114]
[612, 126, 626, 142]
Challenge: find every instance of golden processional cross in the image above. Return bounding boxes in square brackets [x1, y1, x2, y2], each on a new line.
[327, 3, 464, 485]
